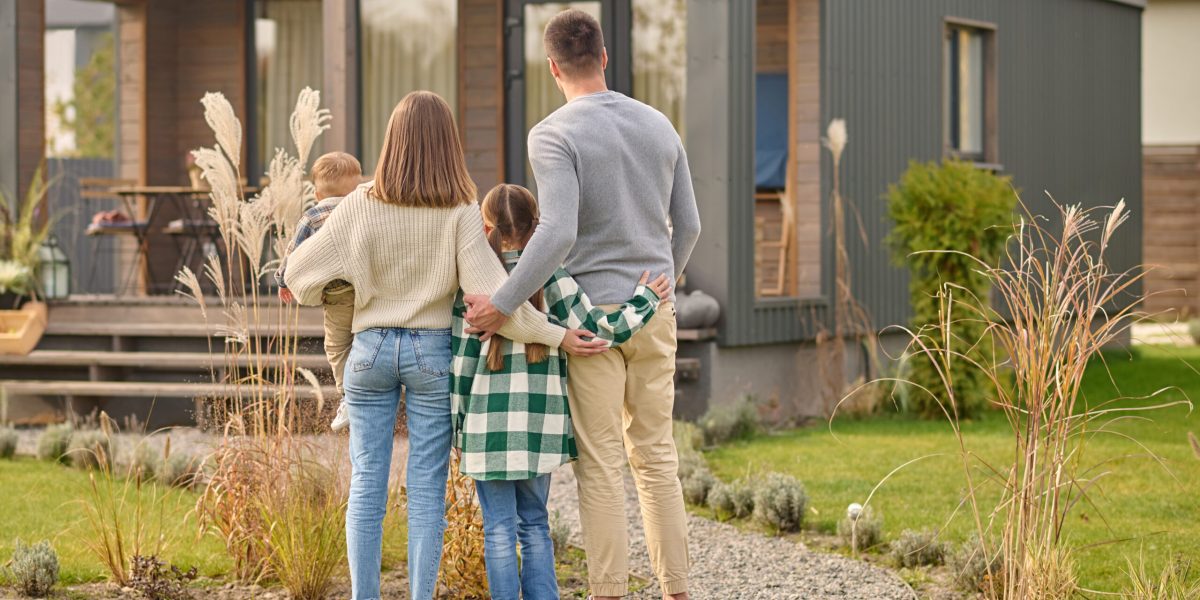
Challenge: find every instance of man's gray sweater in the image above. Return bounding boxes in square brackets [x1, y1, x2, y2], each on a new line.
[492, 90, 701, 313]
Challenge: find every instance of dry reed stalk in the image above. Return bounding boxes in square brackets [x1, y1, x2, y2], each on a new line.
[439, 451, 489, 599]
[77, 413, 176, 586]
[184, 88, 335, 582]
[815, 118, 880, 416]
[892, 199, 1191, 599]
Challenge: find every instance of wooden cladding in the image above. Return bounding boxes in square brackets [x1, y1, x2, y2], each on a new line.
[1143, 145, 1200, 317]
[753, 0, 821, 299]
[458, 0, 505, 197]
[15, 0, 45, 201]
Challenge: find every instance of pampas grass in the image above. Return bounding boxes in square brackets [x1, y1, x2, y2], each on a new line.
[890, 198, 1190, 599]
[289, 87, 332, 168]
[184, 87, 334, 583]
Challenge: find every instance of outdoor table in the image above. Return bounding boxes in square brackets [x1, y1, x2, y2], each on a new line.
[98, 186, 260, 295]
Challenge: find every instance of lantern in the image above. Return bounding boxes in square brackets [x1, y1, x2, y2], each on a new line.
[37, 235, 71, 299]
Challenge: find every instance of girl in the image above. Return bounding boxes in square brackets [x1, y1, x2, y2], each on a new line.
[451, 184, 670, 600]
[284, 92, 607, 600]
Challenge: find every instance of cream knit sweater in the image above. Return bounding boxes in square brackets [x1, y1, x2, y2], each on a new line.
[283, 184, 566, 347]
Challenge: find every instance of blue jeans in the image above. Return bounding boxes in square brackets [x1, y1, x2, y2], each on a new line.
[475, 475, 559, 600]
[344, 327, 453, 600]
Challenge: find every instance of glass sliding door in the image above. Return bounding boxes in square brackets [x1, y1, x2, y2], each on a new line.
[632, 0, 686, 140]
[256, 0, 323, 168]
[504, 0, 630, 188]
[359, 0, 457, 174]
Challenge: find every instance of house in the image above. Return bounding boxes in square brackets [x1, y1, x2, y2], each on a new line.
[1141, 0, 1200, 317]
[0, 0, 1144, 425]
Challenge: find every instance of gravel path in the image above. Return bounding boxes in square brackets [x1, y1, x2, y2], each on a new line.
[546, 467, 915, 600]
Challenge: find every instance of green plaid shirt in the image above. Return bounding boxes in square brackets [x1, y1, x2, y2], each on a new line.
[451, 250, 660, 480]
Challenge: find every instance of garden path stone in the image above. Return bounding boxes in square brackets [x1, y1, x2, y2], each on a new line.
[546, 467, 915, 600]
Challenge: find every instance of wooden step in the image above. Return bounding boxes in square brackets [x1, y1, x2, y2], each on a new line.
[0, 380, 338, 399]
[676, 357, 701, 381]
[677, 328, 717, 342]
[45, 321, 327, 338]
[0, 350, 331, 370]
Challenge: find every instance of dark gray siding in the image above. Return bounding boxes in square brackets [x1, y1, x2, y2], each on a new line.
[821, 0, 1143, 330]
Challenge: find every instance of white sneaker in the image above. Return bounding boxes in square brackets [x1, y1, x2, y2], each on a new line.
[331, 402, 350, 432]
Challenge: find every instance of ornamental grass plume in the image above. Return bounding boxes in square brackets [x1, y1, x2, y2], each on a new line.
[185, 88, 337, 584]
[289, 87, 332, 167]
[201, 92, 242, 168]
[889, 198, 1190, 599]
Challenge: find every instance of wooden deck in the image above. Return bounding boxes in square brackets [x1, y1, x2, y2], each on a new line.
[0, 296, 713, 426]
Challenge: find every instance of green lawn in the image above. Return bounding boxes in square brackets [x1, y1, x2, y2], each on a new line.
[705, 345, 1200, 593]
[0, 457, 409, 585]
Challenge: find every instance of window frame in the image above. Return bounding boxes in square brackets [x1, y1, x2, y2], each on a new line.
[942, 17, 998, 166]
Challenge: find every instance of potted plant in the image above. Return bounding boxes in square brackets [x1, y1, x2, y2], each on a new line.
[0, 165, 55, 354]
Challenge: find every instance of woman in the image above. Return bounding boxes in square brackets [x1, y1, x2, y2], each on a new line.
[284, 91, 606, 600]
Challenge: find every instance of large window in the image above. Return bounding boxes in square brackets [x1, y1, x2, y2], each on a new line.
[632, 0, 687, 139]
[256, 0, 324, 167]
[943, 20, 996, 162]
[360, 0, 457, 174]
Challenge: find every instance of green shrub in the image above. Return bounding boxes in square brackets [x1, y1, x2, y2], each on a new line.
[752, 473, 808, 533]
[887, 159, 1016, 418]
[890, 529, 949, 568]
[8, 538, 59, 597]
[707, 478, 755, 521]
[949, 534, 1003, 594]
[67, 429, 114, 470]
[131, 442, 160, 481]
[837, 505, 883, 553]
[549, 510, 571, 561]
[672, 420, 704, 454]
[699, 396, 760, 446]
[35, 424, 73, 463]
[158, 451, 199, 488]
[681, 468, 716, 506]
[0, 427, 17, 459]
[676, 448, 706, 482]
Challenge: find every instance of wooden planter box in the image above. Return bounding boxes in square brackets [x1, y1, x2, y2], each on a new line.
[0, 301, 47, 355]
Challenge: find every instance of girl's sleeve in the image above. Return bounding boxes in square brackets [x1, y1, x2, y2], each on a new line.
[455, 207, 567, 348]
[282, 224, 347, 306]
[544, 270, 659, 348]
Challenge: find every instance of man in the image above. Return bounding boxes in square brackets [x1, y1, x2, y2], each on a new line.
[464, 9, 701, 599]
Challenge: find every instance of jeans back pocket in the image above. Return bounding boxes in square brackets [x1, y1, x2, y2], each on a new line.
[412, 329, 452, 377]
[351, 328, 388, 372]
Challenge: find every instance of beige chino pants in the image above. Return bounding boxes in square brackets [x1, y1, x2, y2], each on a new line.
[322, 288, 355, 393]
[567, 302, 689, 597]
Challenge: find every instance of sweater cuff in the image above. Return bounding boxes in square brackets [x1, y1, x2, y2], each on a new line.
[527, 319, 566, 348]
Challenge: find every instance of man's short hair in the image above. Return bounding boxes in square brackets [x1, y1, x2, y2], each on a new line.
[311, 151, 362, 197]
[543, 9, 604, 78]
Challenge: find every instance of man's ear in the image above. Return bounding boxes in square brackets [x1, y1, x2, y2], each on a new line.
[548, 56, 562, 80]
[600, 46, 608, 72]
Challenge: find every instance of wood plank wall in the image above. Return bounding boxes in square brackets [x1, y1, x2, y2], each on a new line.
[16, 0, 45, 201]
[792, 0, 820, 299]
[458, 0, 505, 197]
[1143, 145, 1200, 317]
[754, 0, 820, 299]
[116, 0, 247, 290]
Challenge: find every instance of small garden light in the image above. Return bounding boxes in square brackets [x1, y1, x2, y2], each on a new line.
[37, 235, 70, 300]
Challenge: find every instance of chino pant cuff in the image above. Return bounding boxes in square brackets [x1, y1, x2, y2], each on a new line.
[591, 580, 628, 597]
[661, 578, 689, 596]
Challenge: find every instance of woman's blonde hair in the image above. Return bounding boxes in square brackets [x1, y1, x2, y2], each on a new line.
[369, 91, 477, 207]
[481, 184, 548, 371]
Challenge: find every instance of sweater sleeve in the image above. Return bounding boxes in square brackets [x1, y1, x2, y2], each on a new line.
[492, 126, 579, 315]
[282, 224, 347, 306]
[455, 207, 566, 348]
[668, 139, 701, 279]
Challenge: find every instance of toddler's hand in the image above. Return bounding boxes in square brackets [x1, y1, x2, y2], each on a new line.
[638, 271, 671, 300]
[279, 288, 294, 304]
